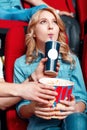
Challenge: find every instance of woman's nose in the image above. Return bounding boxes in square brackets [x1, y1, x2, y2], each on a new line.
[48, 22, 53, 29]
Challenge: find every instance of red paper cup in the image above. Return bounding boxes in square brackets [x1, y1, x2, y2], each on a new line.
[39, 78, 74, 107]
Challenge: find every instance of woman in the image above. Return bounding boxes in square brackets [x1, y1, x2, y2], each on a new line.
[14, 5, 87, 130]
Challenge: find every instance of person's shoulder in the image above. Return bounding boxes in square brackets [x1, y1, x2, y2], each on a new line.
[70, 53, 81, 69]
[14, 55, 26, 66]
[16, 55, 26, 61]
[70, 53, 79, 61]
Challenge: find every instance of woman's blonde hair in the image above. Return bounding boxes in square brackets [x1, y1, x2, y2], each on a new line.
[26, 7, 73, 64]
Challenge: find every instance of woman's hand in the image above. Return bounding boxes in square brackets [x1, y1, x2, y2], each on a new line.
[54, 95, 76, 119]
[31, 58, 60, 81]
[21, 81, 58, 104]
[28, 95, 76, 120]
[59, 11, 74, 17]
[31, 101, 56, 120]
[30, 95, 76, 120]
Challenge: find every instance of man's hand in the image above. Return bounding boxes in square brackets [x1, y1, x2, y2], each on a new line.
[19, 81, 57, 104]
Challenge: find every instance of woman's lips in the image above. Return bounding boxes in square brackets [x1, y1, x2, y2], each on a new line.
[48, 34, 53, 39]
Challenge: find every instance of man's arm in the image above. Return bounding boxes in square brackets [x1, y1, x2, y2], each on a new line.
[24, 0, 48, 6]
[0, 82, 57, 108]
[24, 0, 73, 17]
[0, 82, 21, 110]
[0, 58, 57, 110]
[0, 97, 21, 110]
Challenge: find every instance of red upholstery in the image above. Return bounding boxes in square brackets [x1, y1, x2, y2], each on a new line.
[76, 0, 87, 40]
[22, 1, 31, 8]
[0, 19, 27, 30]
[5, 27, 27, 130]
[5, 26, 26, 82]
[0, 1, 29, 32]
[43, 0, 75, 13]
[5, 108, 28, 130]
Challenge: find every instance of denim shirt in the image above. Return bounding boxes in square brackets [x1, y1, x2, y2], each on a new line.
[0, 0, 23, 9]
[14, 53, 87, 130]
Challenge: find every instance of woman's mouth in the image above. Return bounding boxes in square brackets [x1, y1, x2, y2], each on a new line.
[48, 34, 53, 39]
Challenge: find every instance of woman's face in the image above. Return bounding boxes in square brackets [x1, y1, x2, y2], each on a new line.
[34, 10, 59, 53]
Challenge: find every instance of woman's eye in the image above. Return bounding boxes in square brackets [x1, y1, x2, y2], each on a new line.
[40, 20, 46, 24]
[53, 20, 57, 24]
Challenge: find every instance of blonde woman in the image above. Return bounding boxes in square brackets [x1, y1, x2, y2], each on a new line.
[14, 5, 87, 130]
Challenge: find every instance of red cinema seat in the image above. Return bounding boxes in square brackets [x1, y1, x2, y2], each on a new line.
[43, 0, 76, 13]
[0, 1, 30, 35]
[76, 0, 87, 40]
[4, 27, 28, 130]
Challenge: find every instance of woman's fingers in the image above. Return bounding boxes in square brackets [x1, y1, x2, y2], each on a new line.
[36, 114, 52, 120]
[35, 106, 55, 116]
[35, 108, 69, 120]
[34, 102, 74, 120]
